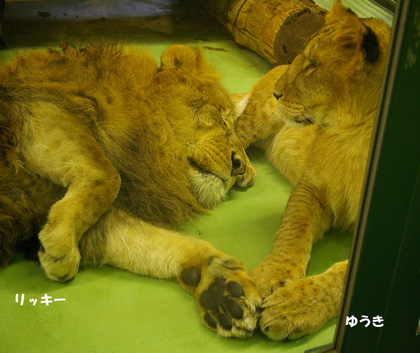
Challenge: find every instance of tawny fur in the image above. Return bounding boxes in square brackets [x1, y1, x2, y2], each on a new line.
[0, 43, 243, 265]
[235, 0, 390, 340]
[0, 44, 261, 338]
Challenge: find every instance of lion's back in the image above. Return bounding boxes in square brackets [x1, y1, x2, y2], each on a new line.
[1, 44, 158, 91]
[0, 44, 163, 163]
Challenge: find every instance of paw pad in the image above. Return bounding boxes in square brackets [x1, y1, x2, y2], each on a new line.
[200, 276, 246, 331]
[227, 281, 245, 297]
[180, 266, 201, 287]
[181, 255, 261, 337]
[226, 298, 243, 319]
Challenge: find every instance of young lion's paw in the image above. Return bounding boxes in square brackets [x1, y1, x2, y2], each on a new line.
[235, 163, 256, 188]
[259, 276, 340, 341]
[180, 256, 261, 338]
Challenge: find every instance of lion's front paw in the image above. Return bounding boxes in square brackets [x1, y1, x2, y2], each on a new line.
[38, 228, 81, 282]
[38, 246, 80, 282]
[180, 256, 261, 338]
[250, 261, 295, 300]
[259, 276, 340, 341]
[235, 163, 256, 188]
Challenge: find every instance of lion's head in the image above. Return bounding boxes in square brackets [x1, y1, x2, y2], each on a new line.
[273, 0, 390, 128]
[157, 45, 255, 208]
[112, 45, 256, 227]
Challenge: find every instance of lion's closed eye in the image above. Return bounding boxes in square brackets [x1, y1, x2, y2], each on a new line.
[304, 60, 318, 72]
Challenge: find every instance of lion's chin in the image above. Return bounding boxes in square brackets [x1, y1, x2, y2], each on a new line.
[188, 170, 234, 209]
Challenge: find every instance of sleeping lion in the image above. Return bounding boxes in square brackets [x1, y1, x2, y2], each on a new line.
[234, 0, 390, 340]
[0, 44, 261, 337]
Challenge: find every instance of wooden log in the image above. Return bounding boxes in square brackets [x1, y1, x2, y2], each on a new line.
[201, 0, 327, 65]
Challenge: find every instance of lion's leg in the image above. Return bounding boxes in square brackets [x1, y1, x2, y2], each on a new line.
[232, 65, 289, 150]
[80, 208, 261, 338]
[20, 106, 121, 282]
[250, 180, 332, 297]
[250, 179, 341, 340]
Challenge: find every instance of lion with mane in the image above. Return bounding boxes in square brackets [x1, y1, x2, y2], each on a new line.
[0, 44, 261, 337]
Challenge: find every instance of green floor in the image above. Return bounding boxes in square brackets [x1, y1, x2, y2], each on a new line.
[0, 1, 353, 352]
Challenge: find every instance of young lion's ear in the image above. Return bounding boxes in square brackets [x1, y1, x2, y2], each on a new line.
[160, 45, 203, 70]
[327, 0, 380, 71]
[359, 25, 380, 64]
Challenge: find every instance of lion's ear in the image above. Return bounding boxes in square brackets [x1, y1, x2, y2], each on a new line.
[230, 93, 249, 119]
[327, 1, 380, 70]
[160, 45, 220, 82]
[160, 45, 203, 70]
[359, 25, 380, 64]
[326, 0, 354, 24]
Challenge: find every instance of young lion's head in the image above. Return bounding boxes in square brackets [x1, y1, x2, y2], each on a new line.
[273, 0, 390, 128]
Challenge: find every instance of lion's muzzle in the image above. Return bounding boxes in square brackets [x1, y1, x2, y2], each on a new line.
[190, 141, 248, 181]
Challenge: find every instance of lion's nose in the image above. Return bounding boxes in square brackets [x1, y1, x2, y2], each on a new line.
[231, 152, 246, 176]
[273, 91, 283, 100]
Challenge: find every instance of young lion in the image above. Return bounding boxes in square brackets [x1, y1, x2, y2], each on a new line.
[0, 44, 261, 337]
[234, 1, 390, 340]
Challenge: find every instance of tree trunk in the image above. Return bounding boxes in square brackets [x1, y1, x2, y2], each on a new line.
[201, 0, 327, 65]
